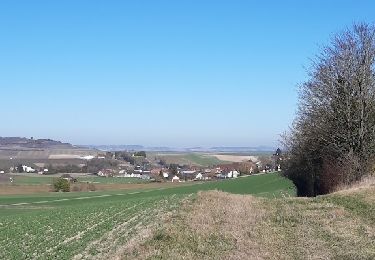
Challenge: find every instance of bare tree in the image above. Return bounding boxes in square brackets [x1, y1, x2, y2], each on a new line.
[283, 23, 375, 196]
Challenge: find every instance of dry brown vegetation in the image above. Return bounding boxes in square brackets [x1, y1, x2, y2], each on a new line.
[334, 175, 375, 194]
[0, 184, 51, 195]
[0, 182, 194, 195]
[120, 187, 375, 259]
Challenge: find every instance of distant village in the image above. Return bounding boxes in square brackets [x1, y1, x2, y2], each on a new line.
[1, 149, 283, 183]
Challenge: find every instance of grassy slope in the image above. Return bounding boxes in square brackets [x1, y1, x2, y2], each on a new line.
[131, 186, 375, 259]
[183, 153, 229, 166]
[0, 173, 293, 259]
[150, 152, 230, 167]
[0, 173, 294, 205]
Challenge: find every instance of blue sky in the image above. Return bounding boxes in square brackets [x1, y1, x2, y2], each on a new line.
[0, 1, 374, 147]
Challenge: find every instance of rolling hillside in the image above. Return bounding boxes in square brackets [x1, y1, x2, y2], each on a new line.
[0, 173, 293, 259]
[131, 182, 375, 259]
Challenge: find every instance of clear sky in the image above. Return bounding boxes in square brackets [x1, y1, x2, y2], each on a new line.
[0, 1, 374, 147]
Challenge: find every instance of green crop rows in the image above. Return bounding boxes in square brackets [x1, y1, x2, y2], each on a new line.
[0, 173, 295, 259]
[0, 194, 183, 259]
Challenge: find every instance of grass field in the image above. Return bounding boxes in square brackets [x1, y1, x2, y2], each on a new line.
[0, 173, 294, 259]
[130, 184, 375, 259]
[149, 152, 230, 166]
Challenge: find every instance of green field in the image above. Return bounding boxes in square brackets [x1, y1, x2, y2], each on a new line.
[0, 173, 294, 259]
[76, 176, 149, 184]
[149, 152, 230, 166]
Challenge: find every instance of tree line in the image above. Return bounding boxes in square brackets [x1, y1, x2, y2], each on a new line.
[283, 23, 375, 196]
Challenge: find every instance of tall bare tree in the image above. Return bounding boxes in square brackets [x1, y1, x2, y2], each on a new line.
[283, 23, 375, 196]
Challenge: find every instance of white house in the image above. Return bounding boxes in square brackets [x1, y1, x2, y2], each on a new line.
[124, 173, 141, 178]
[227, 170, 239, 178]
[22, 165, 36, 173]
[181, 170, 196, 175]
[38, 169, 49, 175]
[163, 172, 169, 178]
[172, 175, 180, 182]
[195, 172, 203, 180]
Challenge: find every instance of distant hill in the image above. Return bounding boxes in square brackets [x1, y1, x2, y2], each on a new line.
[81, 145, 145, 151]
[82, 145, 275, 153]
[0, 137, 75, 150]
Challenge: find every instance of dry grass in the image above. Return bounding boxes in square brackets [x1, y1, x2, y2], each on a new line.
[0, 184, 51, 195]
[333, 175, 375, 194]
[122, 187, 375, 259]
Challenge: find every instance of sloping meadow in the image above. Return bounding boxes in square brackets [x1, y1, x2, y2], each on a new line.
[126, 186, 375, 259]
[0, 173, 295, 259]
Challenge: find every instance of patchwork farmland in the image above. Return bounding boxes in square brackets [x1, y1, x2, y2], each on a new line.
[0, 173, 294, 259]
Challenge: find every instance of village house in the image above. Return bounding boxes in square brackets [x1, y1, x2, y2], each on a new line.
[227, 170, 240, 178]
[97, 169, 115, 177]
[61, 174, 77, 182]
[38, 168, 49, 175]
[150, 168, 162, 175]
[172, 175, 180, 182]
[123, 172, 141, 178]
[22, 165, 36, 173]
[180, 170, 197, 180]
[195, 172, 203, 180]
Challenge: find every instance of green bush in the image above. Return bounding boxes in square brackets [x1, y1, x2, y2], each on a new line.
[53, 178, 70, 192]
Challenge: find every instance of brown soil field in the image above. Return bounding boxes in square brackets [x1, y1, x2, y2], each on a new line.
[0, 184, 52, 195]
[211, 154, 258, 162]
[0, 182, 192, 195]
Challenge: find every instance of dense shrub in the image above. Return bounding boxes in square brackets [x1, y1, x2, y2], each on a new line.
[53, 178, 70, 192]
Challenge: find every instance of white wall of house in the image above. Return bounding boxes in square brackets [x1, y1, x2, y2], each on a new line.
[227, 170, 239, 178]
[22, 165, 35, 173]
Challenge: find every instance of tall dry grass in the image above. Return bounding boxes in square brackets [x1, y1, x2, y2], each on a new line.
[121, 187, 375, 259]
